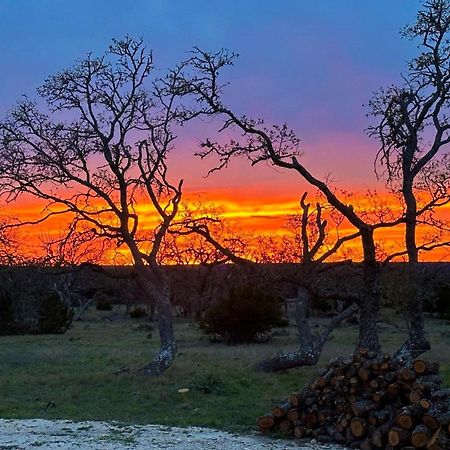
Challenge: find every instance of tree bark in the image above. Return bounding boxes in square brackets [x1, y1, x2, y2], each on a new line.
[394, 176, 430, 364]
[358, 229, 381, 353]
[256, 286, 358, 372]
[135, 268, 177, 376]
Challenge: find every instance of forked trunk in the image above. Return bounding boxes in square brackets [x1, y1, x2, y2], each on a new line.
[256, 286, 320, 372]
[256, 285, 358, 372]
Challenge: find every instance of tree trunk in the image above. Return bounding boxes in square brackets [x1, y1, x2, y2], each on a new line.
[256, 286, 320, 372]
[394, 177, 430, 363]
[256, 286, 358, 372]
[135, 268, 176, 376]
[358, 229, 381, 353]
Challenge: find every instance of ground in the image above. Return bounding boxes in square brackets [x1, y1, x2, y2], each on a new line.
[0, 419, 346, 450]
[0, 309, 448, 446]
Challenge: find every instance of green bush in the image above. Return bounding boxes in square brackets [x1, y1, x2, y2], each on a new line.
[95, 297, 112, 311]
[37, 292, 74, 334]
[197, 285, 285, 344]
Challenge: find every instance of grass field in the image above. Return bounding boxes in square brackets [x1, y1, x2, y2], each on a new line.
[0, 310, 449, 433]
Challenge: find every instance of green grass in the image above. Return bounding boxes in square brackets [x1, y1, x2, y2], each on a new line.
[0, 310, 449, 432]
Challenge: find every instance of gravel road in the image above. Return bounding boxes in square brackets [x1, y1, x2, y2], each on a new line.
[0, 419, 348, 450]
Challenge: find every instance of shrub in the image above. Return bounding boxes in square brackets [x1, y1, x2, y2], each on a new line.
[130, 307, 147, 319]
[197, 285, 285, 344]
[190, 373, 225, 395]
[37, 292, 74, 334]
[95, 297, 112, 311]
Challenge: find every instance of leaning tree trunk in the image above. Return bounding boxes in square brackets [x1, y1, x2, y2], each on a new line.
[256, 285, 358, 372]
[135, 268, 177, 376]
[358, 229, 382, 353]
[394, 182, 430, 363]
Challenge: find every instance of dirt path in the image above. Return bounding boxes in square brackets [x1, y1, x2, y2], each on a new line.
[0, 419, 346, 450]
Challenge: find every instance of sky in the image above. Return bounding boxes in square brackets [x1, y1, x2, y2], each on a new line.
[1, 0, 448, 261]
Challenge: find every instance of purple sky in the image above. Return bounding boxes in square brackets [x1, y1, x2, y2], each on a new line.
[0, 0, 423, 191]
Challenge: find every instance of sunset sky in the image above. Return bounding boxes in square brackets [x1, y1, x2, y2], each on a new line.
[1, 0, 449, 261]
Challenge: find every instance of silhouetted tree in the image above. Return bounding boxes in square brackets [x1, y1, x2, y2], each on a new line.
[369, 0, 450, 362]
[175, 50, 404, 354]
[0, 37, 197, 375]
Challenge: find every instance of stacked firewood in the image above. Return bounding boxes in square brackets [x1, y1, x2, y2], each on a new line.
[257, 350, 450, 449]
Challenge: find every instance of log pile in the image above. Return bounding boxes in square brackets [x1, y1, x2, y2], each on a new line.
[257, 350, 450, 449]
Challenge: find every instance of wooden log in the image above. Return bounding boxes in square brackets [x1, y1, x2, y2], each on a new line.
[257, 416, 275, 430]
[317, 409, 332, 424]
[287, 408, 300, 422]
[345, 426, 356, 444]
[411, 424, 431, 448]
[409, 389, 422, 404]
[358, 367, 371, 382]
[426, 428, 449, 450]
[388, 426, 411, 447]
[272, 400, 290, 418]
[289, 393, 301, 407]
[413, 360, 440, 376]
[395, 407, 415, 429]
[293, 425, 304, 439]
[360, 438, 373, 450]
[278, 420, 293, 435]
[423, 410, 442, 430]
[387, 383, 400, 396]
[372, 390, 386, 402]
[427, 427, 442, 450]
[371, 427, 385, 448]
[350, 417, 368, 437]
[371, 422, 392, 448]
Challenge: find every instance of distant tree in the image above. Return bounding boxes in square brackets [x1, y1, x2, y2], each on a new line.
[0, 37, 198, 375]
[369, 0, 450, 362]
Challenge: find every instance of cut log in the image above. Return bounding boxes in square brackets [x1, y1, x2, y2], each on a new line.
[272, 400, 290, 418]
[388, 426, 411, 446]
[395, 407, 415, 429]
[293, 425, 305, 438]
[411, 424, 431, 448]
[413, 360, 440, 376]
[350, 417, 368, 437]
[279, 420, 293, 435]
[289, 393, 301, 407]
[257, 416, 275, 430]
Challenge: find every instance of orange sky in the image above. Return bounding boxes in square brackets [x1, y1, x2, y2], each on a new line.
[3, 185, 449, 264]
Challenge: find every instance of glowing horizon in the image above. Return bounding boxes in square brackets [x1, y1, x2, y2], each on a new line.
[3, 187, 449, 263]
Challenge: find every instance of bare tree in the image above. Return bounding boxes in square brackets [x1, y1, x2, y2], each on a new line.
[255, 193, 361, 372]
[175, 50, 405, 353]
[0, 37, 197, 375]
[368, 0, 450, 362]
